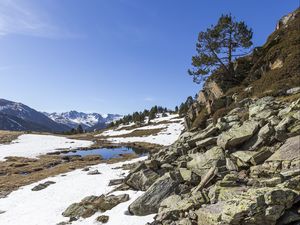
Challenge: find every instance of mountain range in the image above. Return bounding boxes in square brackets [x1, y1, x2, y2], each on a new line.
[0, 98, 121, 132]
[44, 111, 122, 131]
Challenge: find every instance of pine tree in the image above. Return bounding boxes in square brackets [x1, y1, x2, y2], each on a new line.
[77, 124, 84, 134]
[188, 14, 253, 83]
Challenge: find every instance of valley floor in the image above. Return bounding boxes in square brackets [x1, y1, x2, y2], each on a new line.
[0, 157, 154, 225]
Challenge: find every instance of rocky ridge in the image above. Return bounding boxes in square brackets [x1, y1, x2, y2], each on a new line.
[122, 9, 300, 225]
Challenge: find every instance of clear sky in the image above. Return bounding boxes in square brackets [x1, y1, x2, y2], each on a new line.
[0, 1, 298, 114]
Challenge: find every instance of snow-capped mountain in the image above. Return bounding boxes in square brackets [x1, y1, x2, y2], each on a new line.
[0, 99, 70, 132]
[44, 111, 122, 131]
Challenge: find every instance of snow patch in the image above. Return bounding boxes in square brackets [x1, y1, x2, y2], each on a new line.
[0, 134, 93, 160]
[0, 157, 154, 225]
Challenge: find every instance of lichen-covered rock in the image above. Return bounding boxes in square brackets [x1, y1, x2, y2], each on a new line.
[125, 168, 159, 191]
[128, 172, 183, 216]
[266, 135, 300, 161]
[217, 121, 260, 149]
[196, 187, 298, 225]
[62, 194, 129, 219]
[187, 146, 225, 177]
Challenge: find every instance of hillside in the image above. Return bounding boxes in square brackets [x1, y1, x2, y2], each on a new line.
[0, 99, 70, 132]
[97, 113, 185, 146]
[117, 8, 300, 225]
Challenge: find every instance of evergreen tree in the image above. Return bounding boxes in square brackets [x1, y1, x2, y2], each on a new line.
[188, 14, 253, 83]
[77, 124, 84, 134]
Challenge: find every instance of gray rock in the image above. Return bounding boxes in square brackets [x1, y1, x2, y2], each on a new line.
[31, 181, 56, 191]
[250, 147, 274, 165]
[62, 194, 129, 219]
[217, 121, 260, 149]
[96, 215, 109, 223]
[187, 125, 218, 148]
[128, 172, 182, 216]
[196, 187, 298, 225]
[87, 170, 101, 175]
[195, 137, 217, 148]
[125, 168, 159, 191]
[187, 146, 225, 177]
[275, 116, 295, 132]
[286, 87, 300, 95]
[267, 136, 300, 161]
[231, 151, 256, 167]
[108, 179, 124, 186]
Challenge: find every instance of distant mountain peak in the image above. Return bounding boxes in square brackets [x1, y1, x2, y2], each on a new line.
[44, 111, 122, 131]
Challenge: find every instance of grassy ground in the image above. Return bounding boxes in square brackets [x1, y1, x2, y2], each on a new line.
[0, 153, 138, 198]
[0, 131, 23, 144]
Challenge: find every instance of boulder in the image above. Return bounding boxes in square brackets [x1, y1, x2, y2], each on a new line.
[217, 121, 260, 149]
[87, 170, 101, 175]
[187, 146, 225, 177]
[108, 179, 124, 186]
[128, 172, 182, 216]
[196, 187, 298, 225]
[187, 125, 219, 148]
[195, 137, 218, 148]
[96, 215, 109, 223]
[31, 181, 56, 191]
[125, 168, 159, 191]
[250, 147, 274, 165]
[231, 151, 256, 167]
[62, 194, 129, 219]
[267, 136, 300, 161]
[286, 87, 300, 95]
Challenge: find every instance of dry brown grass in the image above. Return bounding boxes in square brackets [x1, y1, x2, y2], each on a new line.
[0, 152, 142, 197]
[0, 130, 23, 144]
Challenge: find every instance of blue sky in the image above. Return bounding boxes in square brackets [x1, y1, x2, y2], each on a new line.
[0, 1, 298, 114]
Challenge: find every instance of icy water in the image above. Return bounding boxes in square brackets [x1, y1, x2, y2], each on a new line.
[62, 146, 147, 160]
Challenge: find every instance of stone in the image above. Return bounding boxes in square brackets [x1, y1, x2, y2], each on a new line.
[125, 168, 159, 191]
[195, 202, 224, 225]
[128, 173, 182, 216]
[145, 159, 160, 170]
[158, 195, 194, 214]
[108, 179, 124, 186]
[87, 170, 101, 175]
[250, 147, 274, 165]
[179, 168, 192, 182]
[267, 136, 300, 161]
[96, 215, 109, 223]
[195, 137, 217, 148]
[275, 116, 295, 132]
[259, 176, 283, 187]
[187, 146, 225, 177]
[247, 123, 275, 150]
[232, 151, 256, 167]
[187, 126, 218, 148]
[277, 210, 300, 225]
[217, 121, 260, 149]
[31, 181, 56, 191]
[286, 87, 300, 95]
[62, 194, 129, 219]
[198, 186, 298, 225]
[225, 158, 238, 171]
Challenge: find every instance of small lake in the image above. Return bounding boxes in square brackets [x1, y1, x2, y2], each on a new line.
[61, 146, 148, 160]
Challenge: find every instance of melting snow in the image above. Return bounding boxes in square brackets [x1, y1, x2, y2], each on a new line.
[0, 157, 154, 225]
[0, 134, 93, 160]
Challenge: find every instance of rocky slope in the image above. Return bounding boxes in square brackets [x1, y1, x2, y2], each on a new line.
[121, 8, 300, 225]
